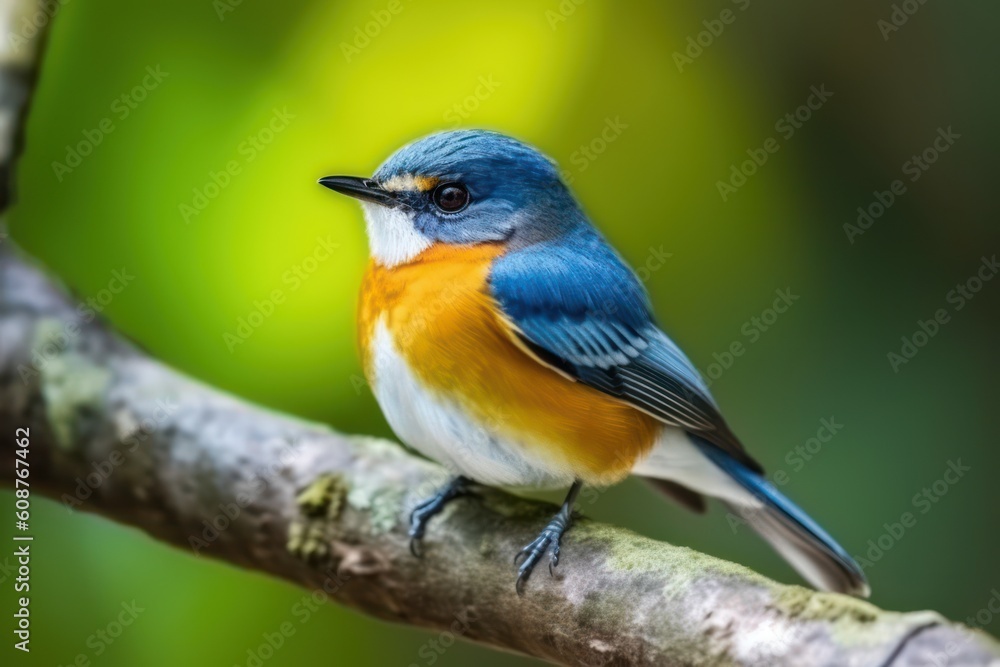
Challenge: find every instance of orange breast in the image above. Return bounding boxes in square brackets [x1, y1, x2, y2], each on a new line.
[358, 243, 660, 485]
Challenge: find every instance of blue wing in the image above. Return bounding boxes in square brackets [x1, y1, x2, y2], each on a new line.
[489, 227, 760, 471]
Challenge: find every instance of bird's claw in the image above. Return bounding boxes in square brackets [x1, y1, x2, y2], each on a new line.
[408, 533, 424, 559]
[514, 521, 567, 596]
[405, 477, 471, 559]
[408, 499, 437, 558]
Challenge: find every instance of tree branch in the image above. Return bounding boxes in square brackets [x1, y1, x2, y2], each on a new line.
[1, 2, 999, 666]
[3, 250, 1000, 667]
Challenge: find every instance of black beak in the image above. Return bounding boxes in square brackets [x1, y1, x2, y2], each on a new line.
[318, 175, 398, 207]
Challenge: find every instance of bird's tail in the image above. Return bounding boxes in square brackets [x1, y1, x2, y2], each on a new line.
[634, 430, 869, 597]
[693, 436, 870, 597]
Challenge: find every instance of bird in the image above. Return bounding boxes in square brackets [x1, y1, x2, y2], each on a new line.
[319, 129, 869, 597]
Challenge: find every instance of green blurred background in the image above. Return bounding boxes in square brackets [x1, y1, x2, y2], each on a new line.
[3, 0, 999, 664]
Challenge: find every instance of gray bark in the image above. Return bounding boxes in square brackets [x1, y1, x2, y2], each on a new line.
[1, 1, 999, 665]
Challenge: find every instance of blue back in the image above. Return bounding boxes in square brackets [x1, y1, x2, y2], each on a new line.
[377, 130, 756, 466]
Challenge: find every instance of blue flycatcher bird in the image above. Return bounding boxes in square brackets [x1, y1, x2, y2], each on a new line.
[319, 130, 869, 597]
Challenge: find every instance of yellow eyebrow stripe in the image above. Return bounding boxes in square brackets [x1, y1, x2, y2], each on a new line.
[381, 174, 439, 192]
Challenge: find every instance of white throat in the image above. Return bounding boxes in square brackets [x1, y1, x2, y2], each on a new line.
[361, 202, 432, 267]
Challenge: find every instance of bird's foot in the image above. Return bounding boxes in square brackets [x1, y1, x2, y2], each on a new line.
[408, 476, 472, 557]
[513, 511, 573, 595]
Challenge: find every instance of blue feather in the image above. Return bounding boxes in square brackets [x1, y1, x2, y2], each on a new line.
[694, 435, 868, 593]
[489, 226, 756, 463]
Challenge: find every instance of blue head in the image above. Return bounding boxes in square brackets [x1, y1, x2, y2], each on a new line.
[320, 130, 585, 266]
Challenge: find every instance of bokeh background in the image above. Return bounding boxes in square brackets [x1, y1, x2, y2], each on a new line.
[3, 0, 999, 664]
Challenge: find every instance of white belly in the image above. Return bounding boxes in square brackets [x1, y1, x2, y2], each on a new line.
[368, 321, 574, 489]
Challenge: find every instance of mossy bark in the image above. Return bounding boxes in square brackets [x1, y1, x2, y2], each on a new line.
[3, 244, 1000, 665]
[1, 1, 999, 665]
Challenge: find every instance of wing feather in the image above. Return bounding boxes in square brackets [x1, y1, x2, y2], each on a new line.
[489, 230, 761, 472]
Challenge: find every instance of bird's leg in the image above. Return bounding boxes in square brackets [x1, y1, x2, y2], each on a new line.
[408, 475, 474, 557]
[514, 480, 582, 595]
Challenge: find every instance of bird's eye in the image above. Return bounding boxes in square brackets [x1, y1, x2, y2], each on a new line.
[432, 183, 470, 213]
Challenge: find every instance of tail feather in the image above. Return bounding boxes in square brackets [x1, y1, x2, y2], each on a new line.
[632, 429, 869, 597]
[694, 436, 870, 598]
